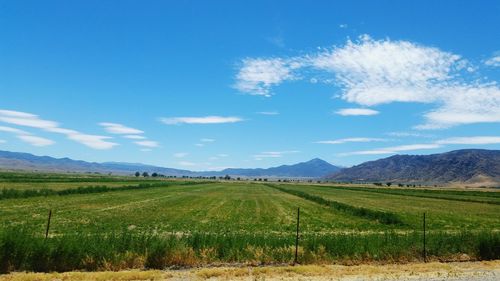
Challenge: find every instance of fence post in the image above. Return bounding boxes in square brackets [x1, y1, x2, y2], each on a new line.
[294, 207, 300, 265]
[423, 212, 426, 262]
[45, 209, 52, 239]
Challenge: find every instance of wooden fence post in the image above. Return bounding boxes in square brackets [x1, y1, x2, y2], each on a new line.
[294, 207, 300, 264]
[423, 212, 427, 262]
[45, 209, 52, 239]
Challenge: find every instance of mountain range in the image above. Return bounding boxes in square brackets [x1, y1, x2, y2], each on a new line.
[328, 149, 500, 186]
[1, 149, 499, 185]
[0, 150, 340, 178]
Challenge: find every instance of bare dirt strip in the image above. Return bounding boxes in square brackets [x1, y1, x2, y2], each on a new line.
[1, 261, 498, 280]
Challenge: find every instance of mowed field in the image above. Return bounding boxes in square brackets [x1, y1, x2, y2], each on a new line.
[0, 172, 499, 273]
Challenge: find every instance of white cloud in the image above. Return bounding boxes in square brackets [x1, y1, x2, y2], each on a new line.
[123, 135, 146, 140]
[234, 58, 300, 96]
[174, 152, 188, 158]
[335, 108, 379, 116]
[160, 116, 243, 125]
[339, 24, 348, 29]
[99, 124, 160, 149]
[99, 122, 144, 135]
[0, 125, 29, 135]
[235, 35, 500, 129]
[253, 150, 299, 159]
[195, 143, 204, 147]
[0, 125, 55, 147]
[217, 153, 229, 157]
[17, 135, 55, 147]
[387, 131, 433, 138]
[179, 161, 196, 167]
[0, 110, 117, 149]
[342, 143, 441, 156]
[66, 132, 116, 150]
[140, 148, 152, 152]
[341, 135, 500, 156]
[0, 139, 5, 144]
[485, 55, 500, 67]
[134, 140, 159, 148]
[415, 84, 500, 129]
[315, 137, 387, 144]
[200, 138, 215, 142]
[256, 111, 279, 115]
[436, 136, 500, 145]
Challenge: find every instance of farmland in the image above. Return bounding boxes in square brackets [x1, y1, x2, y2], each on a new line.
[0, 172, 499, 273]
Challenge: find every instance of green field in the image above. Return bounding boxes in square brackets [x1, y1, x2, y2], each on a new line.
[0, 172, 499, 272]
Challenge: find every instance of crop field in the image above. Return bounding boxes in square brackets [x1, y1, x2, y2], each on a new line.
[0, 172, 499, 273]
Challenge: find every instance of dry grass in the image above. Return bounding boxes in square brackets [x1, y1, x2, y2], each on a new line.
[1, 261, 499, 281]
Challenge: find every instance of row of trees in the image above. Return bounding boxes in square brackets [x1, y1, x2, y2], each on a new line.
[134, 172, 164, 178]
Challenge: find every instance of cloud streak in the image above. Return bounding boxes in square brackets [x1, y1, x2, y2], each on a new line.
[253, 150, 299, 160]
[335, 108, 379, 116]
[0, 110, 117, 149]
[315, 138, 387, 144]
[160, 116, 243, 125]
[99, 123, 144, 135]
[0, 125, 55, 147]
[341, 136, 500, 156]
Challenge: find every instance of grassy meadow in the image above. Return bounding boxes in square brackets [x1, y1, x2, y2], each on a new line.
[0, 171, 499, 272]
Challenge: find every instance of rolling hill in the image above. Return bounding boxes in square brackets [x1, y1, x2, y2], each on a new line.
[328, 149, 500, 186]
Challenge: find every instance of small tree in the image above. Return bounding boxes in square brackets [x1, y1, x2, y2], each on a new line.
[152, 172, 158, 177]
[142, 172, 149, 177]
[135, 171, 140, 177]
[386, 182, 392, 187]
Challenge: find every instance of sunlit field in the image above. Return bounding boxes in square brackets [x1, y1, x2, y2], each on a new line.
[0, 172, 499, 272]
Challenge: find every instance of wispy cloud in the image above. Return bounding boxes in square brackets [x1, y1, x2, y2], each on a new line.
[0, 139, 5, 144]
[485, 55, 500, 67]
[17, 135, 55, 147]
[195, 143, 205, 147]
[178, 161, 196, 167]
[160, 116, 243, 125]
[256, 111, 279, 115]
[315, 137, 387, 144]
[123, 135, 146, 140]
[99, 123, 144, 135]
[387, 132, 433, 138]
[0, 110, 117, 149]
[253, 150, 299, 160]
[436, 136, 500, 145]
[200, 138, 215, 142]
[234, 58, 303, 96]
[335, 108, 379, 116]
[173, 152, 188, 158]
[209, 154, 229, 161]
[134, 140, 159, 148]
[341, 143, 441, 156]
[100, 122, 160, 150]
[0, 125, 54, 147]
[235, 35, 500, 129]
[340, 136, 500, 156]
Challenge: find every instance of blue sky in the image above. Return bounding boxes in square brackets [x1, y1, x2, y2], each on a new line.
[1, 0, 499, 170]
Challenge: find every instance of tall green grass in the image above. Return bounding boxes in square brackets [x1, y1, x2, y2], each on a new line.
[1, 227, 498, 273]
[266, 184, 405, 225]
[0, 181, 211, 200]
[320, 185, 500, 205]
